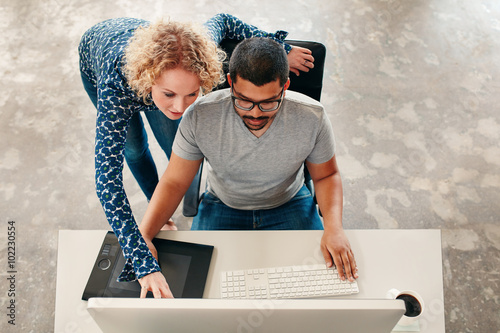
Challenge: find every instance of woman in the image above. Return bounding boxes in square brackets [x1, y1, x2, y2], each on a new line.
[79, 13, 314, 287]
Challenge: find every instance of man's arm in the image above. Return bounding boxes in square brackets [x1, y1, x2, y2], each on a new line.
[306, 156, 359, 282]
[140, 153, 203, 241]
[137, 153, 203, 298]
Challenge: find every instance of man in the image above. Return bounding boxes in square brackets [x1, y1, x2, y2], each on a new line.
[138, 37, 358, 298]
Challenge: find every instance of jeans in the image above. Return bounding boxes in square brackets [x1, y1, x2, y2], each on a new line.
[191, 185, 324, 230]
[80, 72, 180, 200]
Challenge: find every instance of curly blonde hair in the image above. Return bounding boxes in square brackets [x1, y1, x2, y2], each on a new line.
[124, 19, 225, 103]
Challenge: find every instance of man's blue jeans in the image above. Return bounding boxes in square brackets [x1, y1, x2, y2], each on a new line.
[81, 72, 179, 200]
[191, 185, 324, 230]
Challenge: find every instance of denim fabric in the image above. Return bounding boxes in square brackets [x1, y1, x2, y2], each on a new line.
[80, 71, 98, 107]
[191, 185, 324, 230]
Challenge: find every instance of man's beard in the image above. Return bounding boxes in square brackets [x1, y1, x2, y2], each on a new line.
[242, 115, 275, 131]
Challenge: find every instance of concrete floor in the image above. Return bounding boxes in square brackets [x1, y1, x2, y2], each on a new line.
[1, 0, 499, 332]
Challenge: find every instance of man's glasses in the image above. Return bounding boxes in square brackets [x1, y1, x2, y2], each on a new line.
[231, 87, 284, 112]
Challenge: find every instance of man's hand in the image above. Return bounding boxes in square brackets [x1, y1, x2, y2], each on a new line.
[320, 228, 359, 282]
[287, 46, 315, 76]
[138, 271, 174, 298]
[161, 218, 178, 231]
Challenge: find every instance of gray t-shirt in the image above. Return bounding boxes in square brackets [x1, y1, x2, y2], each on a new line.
[173, 89, 336, 210]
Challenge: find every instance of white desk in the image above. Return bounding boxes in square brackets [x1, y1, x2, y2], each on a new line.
[54, 229, 445, 332]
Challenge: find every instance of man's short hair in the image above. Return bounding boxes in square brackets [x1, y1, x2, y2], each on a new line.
[229, 37, 289, 87]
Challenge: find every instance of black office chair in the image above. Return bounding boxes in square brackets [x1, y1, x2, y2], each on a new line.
[182, 39, 326, 217]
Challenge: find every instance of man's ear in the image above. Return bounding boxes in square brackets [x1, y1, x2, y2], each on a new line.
[284, 78, 291, 91]
[227, 73, 232, 87]
[283, 78, 291, 91]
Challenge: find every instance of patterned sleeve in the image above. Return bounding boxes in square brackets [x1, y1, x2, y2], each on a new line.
[204, 13, 292, 53]
[94, 79, 160, 282]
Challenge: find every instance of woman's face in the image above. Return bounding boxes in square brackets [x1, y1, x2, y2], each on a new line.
[150, 67, 201, 120]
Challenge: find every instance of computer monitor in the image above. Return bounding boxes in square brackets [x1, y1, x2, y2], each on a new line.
[87, 297, 405, 333]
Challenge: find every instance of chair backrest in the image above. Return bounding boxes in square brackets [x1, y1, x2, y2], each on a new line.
[182, 39, 326, 217]
[216, 39, 326, 101]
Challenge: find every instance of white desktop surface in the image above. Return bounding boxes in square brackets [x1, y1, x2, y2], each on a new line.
[54, 229, 445, 333]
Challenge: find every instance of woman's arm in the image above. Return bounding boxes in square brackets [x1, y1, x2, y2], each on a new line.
[204, 13, 292, 53]
[204, 13, 315, 75]
[94, 85, 160, 282]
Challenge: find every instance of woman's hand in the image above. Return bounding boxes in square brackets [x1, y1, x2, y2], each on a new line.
[139, 272, 174, 298]
[139, 222, 176, 298]
[287, 46, 315, 76]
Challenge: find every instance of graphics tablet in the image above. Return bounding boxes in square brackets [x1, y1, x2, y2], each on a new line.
[82, 231, 214, 300]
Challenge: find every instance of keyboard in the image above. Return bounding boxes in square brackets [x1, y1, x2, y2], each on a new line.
[220, 264, 359, 299]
